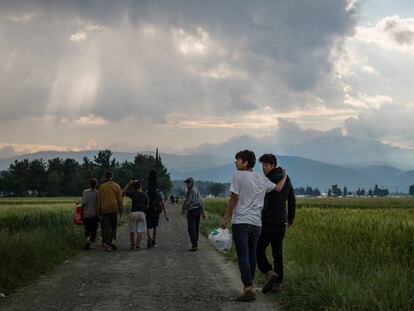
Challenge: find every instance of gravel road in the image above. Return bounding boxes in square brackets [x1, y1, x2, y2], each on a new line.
[0, 206, 278, 311]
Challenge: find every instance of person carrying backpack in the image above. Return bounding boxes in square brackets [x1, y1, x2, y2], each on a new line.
[146, 170, 169, 248]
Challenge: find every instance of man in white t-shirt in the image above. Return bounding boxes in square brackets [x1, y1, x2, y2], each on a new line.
[221, 150, 286, 302]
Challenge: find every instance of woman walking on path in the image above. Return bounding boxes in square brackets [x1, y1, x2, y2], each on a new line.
[122, 179, 149, 250]
[146, 170, 169, 249]
[80, 178, 99, 250]
[182, 177, 206, 251]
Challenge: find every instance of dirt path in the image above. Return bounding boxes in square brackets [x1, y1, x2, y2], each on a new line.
[0, 206, 278, 311]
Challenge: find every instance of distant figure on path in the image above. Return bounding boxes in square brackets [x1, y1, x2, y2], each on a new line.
[181, 177, 206, 251]
[80, 178, 99, 250]
[257, 154, 296, 293]
[98, 171, 123, 252]
[221, 150, 286, 302]
[170, 194, 176, 205]
[146, 170, 169, 249]
[122, 178, 149, 250]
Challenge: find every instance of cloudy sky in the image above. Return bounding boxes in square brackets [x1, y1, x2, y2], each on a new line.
[0, 0, 413, 158]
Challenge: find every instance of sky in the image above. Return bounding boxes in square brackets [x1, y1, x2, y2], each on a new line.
[0, 0, 414, 158]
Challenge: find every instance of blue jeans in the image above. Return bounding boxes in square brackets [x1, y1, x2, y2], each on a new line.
[232, 223, 262, 287]
[187, 207, 201, 247]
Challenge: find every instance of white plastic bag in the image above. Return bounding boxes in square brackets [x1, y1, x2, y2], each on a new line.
[208, 228, 232, 252]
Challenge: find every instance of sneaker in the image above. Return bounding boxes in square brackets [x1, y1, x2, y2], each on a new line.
[104, 244, 113, 252]
[147, 239, 153, 249]
[236, 286, 256, 302]
[152, 240, 157, 247]
[110, 243, 117, 250]
[262, 271, 278, 294]
[130, 242, 135, 250]
[84, 242, 91, 250]
[188, 246, 198, 252]
[135, 246, 141, 251]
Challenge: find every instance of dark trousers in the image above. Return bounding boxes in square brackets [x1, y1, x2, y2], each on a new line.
[187, 208, 201, 247]
[257, 224, 286, 283]
[232, 223, 261, 287]
[83, 217, 99, 242]
[101, 212, 118, 245]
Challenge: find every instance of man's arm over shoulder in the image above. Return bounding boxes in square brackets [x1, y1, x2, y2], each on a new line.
[273, 170, 287, 192]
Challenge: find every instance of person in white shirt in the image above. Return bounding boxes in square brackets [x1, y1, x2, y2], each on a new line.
[221, 150, 286, 302]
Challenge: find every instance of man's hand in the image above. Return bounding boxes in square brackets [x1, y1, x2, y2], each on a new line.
[220, 217, 228, 229]
[202, 214, 206, 220]
[165, 216, 170, 221]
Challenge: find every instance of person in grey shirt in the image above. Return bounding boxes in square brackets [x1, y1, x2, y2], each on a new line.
[182, 177, 206, 251]
[81, 178, 99, 250]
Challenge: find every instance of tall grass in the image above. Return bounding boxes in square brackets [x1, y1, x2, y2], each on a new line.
[296, 196, 414, 209]
[202, 197, 414, 310]
[0, 198, 131, 294]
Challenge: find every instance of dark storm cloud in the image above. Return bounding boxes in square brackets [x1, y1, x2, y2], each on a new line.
[0, 0, 359, 122]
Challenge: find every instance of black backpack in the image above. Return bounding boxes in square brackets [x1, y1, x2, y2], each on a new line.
[148, 191, 162, 215]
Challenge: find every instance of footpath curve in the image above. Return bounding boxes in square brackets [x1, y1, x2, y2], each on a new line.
[1, 206, 278, 311]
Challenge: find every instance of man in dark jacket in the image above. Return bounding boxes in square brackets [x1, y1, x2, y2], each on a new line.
[257, 153, 296, 293]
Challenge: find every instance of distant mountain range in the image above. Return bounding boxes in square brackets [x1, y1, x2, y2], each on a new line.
[190, 135, 414, 170]
[0, 150, 413, 192]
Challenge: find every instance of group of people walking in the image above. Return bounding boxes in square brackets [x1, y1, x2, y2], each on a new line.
[78, 150, 295, 303]
[79, 170, 169, 252]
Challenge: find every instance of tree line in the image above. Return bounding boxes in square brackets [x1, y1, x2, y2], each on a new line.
[294, 186, 321, 197]
[0, 149, 172, 197]
[327, 184, 390, 197]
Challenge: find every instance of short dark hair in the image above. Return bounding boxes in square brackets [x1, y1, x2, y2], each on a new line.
[89, 178, 97, 189]
[105, 171, 113, 179]
[259, 153, 277, 166]
[132, 180, 141, 190]
[235, 150, 256, 169]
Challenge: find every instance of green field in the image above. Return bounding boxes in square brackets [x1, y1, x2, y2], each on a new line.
[202, 197, 414, 311]
[0, 197, 131, 294]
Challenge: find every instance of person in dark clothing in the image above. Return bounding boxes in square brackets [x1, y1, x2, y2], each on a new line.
[257, 153, 296, 293]
[146, 170, 169, 249]
[170, 194, 176, 205]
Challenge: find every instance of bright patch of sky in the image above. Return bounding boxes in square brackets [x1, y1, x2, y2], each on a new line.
[360, 0, 414, 23]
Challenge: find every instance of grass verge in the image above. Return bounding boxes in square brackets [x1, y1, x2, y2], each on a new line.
[0, 197, 131, 295]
